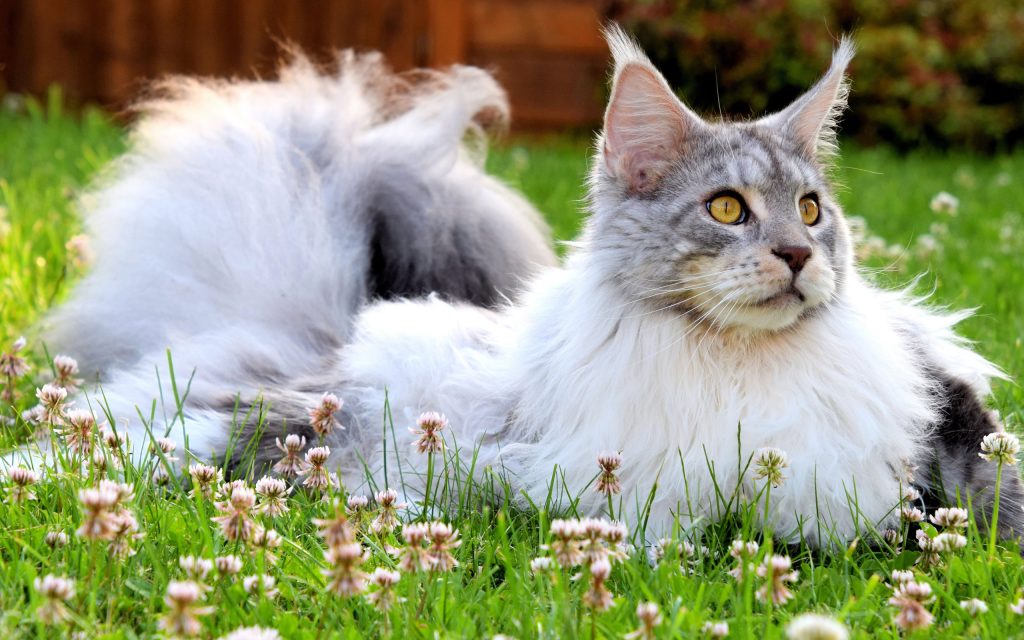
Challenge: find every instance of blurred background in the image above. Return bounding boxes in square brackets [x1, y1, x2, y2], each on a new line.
[2, 0, 1023, 149]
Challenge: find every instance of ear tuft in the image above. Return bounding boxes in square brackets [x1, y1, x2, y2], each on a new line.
[600, 25, 702, 192]
[763, 36, 855, 161]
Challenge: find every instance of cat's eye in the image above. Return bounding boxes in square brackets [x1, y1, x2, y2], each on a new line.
[799, 195, 820, 225]
[707, 193, 746, 225]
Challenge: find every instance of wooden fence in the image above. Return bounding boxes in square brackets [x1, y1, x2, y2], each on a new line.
[0, 0, 610, 129]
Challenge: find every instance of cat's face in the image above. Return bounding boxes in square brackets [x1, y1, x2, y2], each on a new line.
[590, 29, 855, 333]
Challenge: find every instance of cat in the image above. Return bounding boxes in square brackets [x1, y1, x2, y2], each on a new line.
[12, 29, 1024, 547]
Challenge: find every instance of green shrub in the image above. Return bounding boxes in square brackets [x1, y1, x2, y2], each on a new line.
[612, 0, 1024, 151]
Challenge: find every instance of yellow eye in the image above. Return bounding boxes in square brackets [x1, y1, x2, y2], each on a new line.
[799, 196, 820, 225]
[707, 194, 745, 224]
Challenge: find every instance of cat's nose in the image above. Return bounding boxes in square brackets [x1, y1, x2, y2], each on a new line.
[772, 245, 812, 273]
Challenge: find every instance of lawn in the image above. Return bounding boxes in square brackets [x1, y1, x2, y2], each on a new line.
[2, 93, 1024, 638]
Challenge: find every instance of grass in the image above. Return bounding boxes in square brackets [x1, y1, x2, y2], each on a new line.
[2, 93, 1024, 638]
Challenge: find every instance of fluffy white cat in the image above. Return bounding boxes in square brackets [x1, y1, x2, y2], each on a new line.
[11, 30, 1022, 546]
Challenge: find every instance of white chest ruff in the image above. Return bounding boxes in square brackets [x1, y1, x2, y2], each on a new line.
[342, 274, 953, 544]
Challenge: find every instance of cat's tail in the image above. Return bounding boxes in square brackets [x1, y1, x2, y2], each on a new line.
[45, 51, 554, 383]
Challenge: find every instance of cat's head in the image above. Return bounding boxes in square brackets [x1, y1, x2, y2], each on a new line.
[587, 27, 855, 333]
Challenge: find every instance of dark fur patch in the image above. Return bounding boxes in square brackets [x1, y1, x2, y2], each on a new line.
[919, 368, 1024, 539]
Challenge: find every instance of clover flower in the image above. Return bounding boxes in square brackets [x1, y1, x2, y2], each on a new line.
[366, 568, 402, 612]
[36, 383, 69, 425]
[371, 488, 406, 535]
[243, 574, 278, 600]
[935, 531, 967, 552]
[347, 494, 370, 529]
[250, 527, 283, 565]
[427, 521, 461, 572]
[34, 574, 75, 624]
[52, 355, 82, 392]
[0, 336, 30, 403]
[218, 627, 282, 640]
[62, 409, 96, 455]
[900, 506, 924, 523]
[888, 580, 934, 631]
[255, 476, 291, 517]
[530, 557, 553, 574]
[273, 434, 310, 477]
[77, 484, 121, 540]
[212, 485, 257, 542]
[189, 464, 223, 499]
[1010, 598, 1024, 615]
[979, 432, 1020, 465]
[308, 392, 343, 438]
[159, 580, 213, 637]
[7, 466, 38, 503]
[578, 518, 611, 565]
[65, 233, 93, 269]
[108, 511, 143, 558]
[625, 602, 662, 639]
[151, 437, 178, 462]
[314, 500, 356, 548]
[0, 336, 30, 378]
[411, 411, 447, 454]
[215, 555, 244, 577]
[397, 522, 431, 572]
[179, 556, 214, 584]
[323, 542, 369, 597]
[582, 558, 614, 611]
[756, 554, 799, 605]
[301, 446, 337, 492]
[45, 531, 69, 549]
[882, 529, 902, 549]
[547, 519, 583, 568]
[101, 427, 129, 468]
[960, 598, 988, 616]
[890, 570, 915, 585]
[347, 494, 369, 513]
[596, 452, 622, 496]
[728, 538, 760, 581]
[785, 613, 849, 640]
[219, 479, 248, 499]
[753, 447, 789, 488]
[929, 507, 969, 530]
[702, 621, 729, 638]
[930, 191, 959, 216]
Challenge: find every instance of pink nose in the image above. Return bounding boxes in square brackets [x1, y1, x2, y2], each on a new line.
[772, 245, 812, 273]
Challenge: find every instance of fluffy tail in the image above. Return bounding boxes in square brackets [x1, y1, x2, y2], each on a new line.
[48, 51, 555, 382]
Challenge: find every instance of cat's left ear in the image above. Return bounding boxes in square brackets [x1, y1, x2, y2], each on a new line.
[761, 37, 854, 159]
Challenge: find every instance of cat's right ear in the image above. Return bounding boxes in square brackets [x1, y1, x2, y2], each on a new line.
[601, 26, 703, 192]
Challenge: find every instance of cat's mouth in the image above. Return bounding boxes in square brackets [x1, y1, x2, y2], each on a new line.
[753, 286, 806, 308]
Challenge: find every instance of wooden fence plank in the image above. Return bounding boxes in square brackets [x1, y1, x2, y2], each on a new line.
[468, 0, 605, 55]
[0, 0, 609, 128]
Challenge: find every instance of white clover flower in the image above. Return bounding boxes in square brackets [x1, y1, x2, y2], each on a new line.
[901, 506, 924, 523]
[530, 557, 553, 574]
[753, 447, 789, 487]
[243, 575, 278, 599]
[929, 191, 959, 216]
[626, 601, 662, 639]
[979, 431, 1020, 465]
[890, 569, 915, 584]
[960, 598, 988, 616]
[785, 613, 849, 640]
[702, 621, 729, 637]
[217, 627, 282, 640]
[929, 507, 969, 530]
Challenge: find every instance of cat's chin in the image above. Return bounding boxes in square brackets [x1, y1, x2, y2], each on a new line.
[718, 297, 810, 333]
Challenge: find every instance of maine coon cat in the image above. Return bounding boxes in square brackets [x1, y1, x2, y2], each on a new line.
[12, 29, 1023, 546]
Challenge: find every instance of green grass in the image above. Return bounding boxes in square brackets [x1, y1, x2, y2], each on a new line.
[2, 94, 1024, 638]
